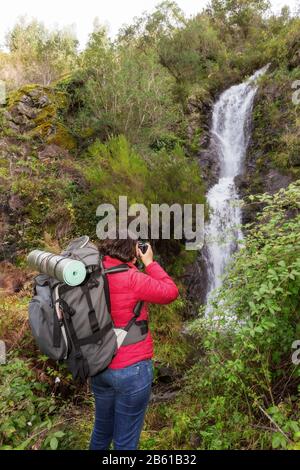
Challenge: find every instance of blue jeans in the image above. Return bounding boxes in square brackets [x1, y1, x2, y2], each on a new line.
[89, 359, 153, 450]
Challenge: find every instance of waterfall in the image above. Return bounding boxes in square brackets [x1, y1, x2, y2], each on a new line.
[204, 66, 268, 311]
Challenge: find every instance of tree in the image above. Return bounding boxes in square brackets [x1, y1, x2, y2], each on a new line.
[158, 15, 225, 106]
[207, 0, 270, 38]
[2, 17, 78, 87]
[75, 25, 182, 145]
[117, 1, 186, 50]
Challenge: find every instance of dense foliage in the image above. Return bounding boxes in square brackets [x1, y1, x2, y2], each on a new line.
[0, 0, 300, 451]
[185, 182, 300, 449]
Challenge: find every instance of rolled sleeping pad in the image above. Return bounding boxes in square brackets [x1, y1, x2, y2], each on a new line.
[27, 249, 86, 286]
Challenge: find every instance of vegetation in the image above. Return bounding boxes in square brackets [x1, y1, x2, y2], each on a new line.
[0, 0, 300, 451]
[185, 182, 300, 450]
[0, 17, 78, 88]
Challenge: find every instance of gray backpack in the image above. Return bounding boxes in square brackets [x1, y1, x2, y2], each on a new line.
[28, 236, 148, 381]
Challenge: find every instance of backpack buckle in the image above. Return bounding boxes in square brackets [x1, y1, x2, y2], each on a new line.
[68, 306, 76, 316]
[58, 298, 75, 317]
[88, 279, 99, 289]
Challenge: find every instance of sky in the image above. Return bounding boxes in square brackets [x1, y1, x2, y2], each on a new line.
[0, 0, 299, 49]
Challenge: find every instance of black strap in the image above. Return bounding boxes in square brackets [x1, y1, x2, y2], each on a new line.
[104, 265, 145, 334]
[102, 271, 111, 316]
[63, 307, 88, 381]
[104, 264, 130, 274]
[81, 283, 100, 335]
[52, 255, 69, 280]
[59, 263, 146, 349]
[135, 320, 148, 336]
[102, 263, 130, 315]
[77, 322, 112, 346]
[59, 273, 101, 336]
[57, 297, 75, 316]
[51, 289, 62, 348]
[58, 283, 75, 295]
[133, 300, 144, 317]
[53, 310, 62, 348]
[123, 301, 145, 332]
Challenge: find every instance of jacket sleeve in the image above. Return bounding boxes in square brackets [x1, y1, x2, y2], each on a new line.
[129, 261, 179, 304]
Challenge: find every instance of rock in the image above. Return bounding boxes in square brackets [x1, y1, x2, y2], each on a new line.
[8, 111, 30, 126]
[38, 144, 70, 160]
[156, 365, 177, 384]
[236, 69, 300, 229]
[3, 85, 75, 148]
[4, 120, 19, 132]
[16, 102, 38, 119]
[194, 98, 220, 189]
[0, 83, 78, 262]
[0, 261, 29, 294]
[197, 140, 221, 189]
[149, 389, 179, 403]
[8, 194, 24, 211]
[190, 434, 202, 448]
[183, 251, 208, 313]
[265, 169, 293, 194]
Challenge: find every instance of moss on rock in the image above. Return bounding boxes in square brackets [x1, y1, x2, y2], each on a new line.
[4, 84, 76, 150]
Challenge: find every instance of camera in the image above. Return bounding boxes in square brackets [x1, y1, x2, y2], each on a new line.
[138, 240, 149, 254]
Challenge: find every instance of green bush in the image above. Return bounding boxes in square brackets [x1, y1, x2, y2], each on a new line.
[73, 136, 205, 256]
[184, 181, 300, 449]
[0, 358, 71, 450]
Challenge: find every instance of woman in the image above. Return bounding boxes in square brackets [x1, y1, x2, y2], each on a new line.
[90, 235, 179, 450]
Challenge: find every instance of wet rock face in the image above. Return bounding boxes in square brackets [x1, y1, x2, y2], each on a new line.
[197, 140, 221, 189]
[265, 169, 293, 193]
[183, 97, 216, 310]
[236, 167, 294, 225]
[236, 107, 295, 224]
[187, 95, 220, 190]
[236, 66, 300, 225]
[183, 252, 208, 315]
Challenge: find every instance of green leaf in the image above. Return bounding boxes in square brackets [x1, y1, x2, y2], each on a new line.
[15, 437, 34, 450]
[278, 260, 286, 267]
[50, 437, 58, 450]
[272, 433, 287, 449]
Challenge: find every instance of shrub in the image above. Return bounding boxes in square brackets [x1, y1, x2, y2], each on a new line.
[185, 181, 300, 449]
[0, 358, 68, 449]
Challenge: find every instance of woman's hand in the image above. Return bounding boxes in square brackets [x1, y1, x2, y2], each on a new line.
[136, 243, 153, 267]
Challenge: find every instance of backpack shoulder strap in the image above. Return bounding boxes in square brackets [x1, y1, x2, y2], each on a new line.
[103, 264, 130, 274]
[123, 300, 144, 332]
[102, 262, 145, 325]
[101, 263, 130, 316]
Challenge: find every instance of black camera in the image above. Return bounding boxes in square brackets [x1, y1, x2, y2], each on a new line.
[138, 240, 149, 254]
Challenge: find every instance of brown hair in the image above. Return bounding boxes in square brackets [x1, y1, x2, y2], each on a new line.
[97, 231, 137, 263]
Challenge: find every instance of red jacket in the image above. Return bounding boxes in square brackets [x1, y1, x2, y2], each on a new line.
[103, 255, 179, 369]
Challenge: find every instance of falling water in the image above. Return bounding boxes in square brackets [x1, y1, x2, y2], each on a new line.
[204, 66, 268, 311]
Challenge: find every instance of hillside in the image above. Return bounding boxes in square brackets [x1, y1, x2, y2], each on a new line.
[0, 0, 300, 451]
